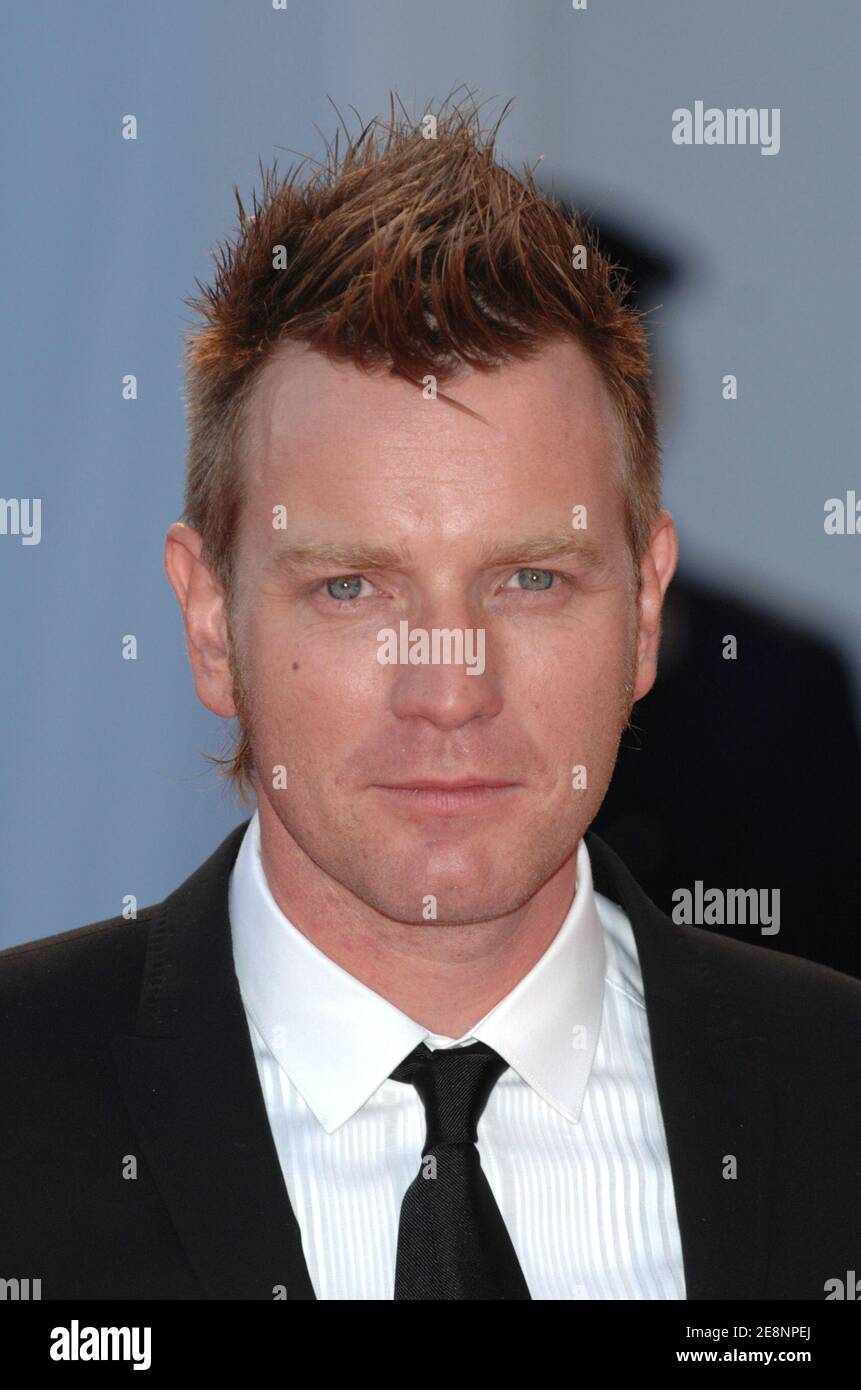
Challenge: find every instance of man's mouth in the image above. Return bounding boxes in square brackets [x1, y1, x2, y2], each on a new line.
[371, 779, 520, 815]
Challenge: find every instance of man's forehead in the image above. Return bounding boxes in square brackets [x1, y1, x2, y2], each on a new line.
[241, 334, 622, 467]
[234, 338, 629, 570]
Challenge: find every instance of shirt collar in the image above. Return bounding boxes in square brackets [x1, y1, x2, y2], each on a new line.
[229, 810, 605, 1134]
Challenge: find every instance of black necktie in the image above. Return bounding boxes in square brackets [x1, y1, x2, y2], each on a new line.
[390, 1039, 531, 1300]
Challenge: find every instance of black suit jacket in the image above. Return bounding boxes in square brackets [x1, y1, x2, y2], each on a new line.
[1, 820, 859, 1300]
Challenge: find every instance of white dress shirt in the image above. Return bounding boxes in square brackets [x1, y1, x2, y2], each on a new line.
[228, 810, 686, 1300]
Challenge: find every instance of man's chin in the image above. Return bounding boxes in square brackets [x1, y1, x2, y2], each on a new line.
[355, 889, 534, 929]
[341, 846, 565, 928]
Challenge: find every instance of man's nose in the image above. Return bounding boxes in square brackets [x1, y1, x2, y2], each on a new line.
[382, 608, 501, 731]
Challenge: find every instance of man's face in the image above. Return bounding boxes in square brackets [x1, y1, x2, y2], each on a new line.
[185, 336, 675, 925]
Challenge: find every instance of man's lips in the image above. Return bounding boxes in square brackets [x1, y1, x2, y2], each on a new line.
[371, 779, 520, 815]
[378, 778, 517, 790]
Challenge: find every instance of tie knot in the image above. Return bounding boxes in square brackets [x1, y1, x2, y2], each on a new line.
[390, 1040, 509, 1147]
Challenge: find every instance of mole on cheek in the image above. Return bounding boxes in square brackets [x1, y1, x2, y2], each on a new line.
[291, 661, 300, 671]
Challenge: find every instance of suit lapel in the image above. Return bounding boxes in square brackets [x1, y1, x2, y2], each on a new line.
[112, 820, 316, 1300]
[586, 831, 774, 1300]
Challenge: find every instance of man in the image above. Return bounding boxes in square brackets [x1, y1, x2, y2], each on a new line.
[1, 101, 859, 1301]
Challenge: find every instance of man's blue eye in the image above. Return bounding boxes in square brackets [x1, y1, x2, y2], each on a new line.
[326, 576, 365, 601]
[515, 568, 554, 591]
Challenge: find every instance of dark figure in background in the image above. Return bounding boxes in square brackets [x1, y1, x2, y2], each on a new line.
[589, 218, 861, 980]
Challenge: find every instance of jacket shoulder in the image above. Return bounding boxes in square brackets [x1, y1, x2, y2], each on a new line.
[680, 917, 861, 1030]
[587, 828, 861, 1038]
[0, 820, 250, 1048]
[0, 907, 158, 1047]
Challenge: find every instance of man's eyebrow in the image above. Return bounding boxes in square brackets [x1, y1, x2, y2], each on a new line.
[479, 533, 609, 571]
[265, 532, 608, 575]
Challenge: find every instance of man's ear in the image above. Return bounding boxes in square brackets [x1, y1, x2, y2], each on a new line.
[632, 510, 679, 702]
[164, 522, 237, 718]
